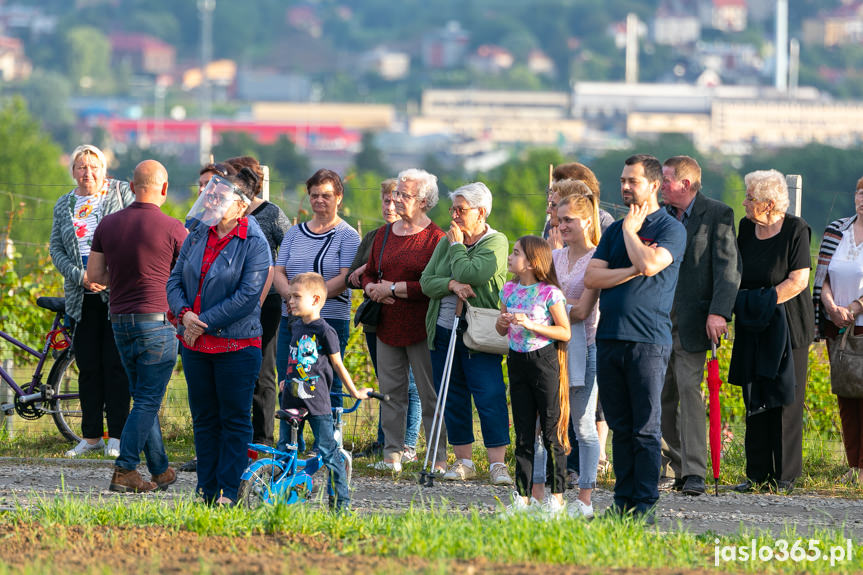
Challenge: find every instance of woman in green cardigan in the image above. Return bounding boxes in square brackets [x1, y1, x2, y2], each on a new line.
[420, 182, 512, 486]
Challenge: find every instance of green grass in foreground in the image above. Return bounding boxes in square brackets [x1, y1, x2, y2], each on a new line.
[2, 493, 861, 573]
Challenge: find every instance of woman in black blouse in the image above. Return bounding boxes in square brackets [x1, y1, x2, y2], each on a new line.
[730, 169, 814, 493]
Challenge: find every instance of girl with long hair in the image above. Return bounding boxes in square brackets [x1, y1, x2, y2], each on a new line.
[496, 235, 571, 517]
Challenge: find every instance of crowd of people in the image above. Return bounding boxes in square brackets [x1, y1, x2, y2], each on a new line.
[49, 144, 863, 514]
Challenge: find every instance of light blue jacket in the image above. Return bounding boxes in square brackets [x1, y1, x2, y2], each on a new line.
[167, 217, 271, 340]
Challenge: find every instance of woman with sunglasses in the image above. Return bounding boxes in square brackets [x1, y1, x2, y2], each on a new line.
[420, 182, 512, 485]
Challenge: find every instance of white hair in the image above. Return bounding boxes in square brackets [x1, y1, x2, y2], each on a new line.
[450, 182, 492, 217]
[744, 169, 789, 213]
[69, 144, 107, 181]
[398, 168, 439, 210]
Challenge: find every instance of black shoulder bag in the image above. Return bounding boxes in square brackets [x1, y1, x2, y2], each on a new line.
[353, 224, 391, 327]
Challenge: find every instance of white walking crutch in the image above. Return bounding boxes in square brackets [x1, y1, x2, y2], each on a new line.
[419, 300, 463, 487]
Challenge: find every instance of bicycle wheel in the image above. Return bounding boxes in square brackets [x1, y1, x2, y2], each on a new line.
[237, 463, 279, 509]
[46, 349, 82, 443]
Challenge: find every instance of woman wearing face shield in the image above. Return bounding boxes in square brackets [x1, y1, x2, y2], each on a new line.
[167, 168, 272, 506]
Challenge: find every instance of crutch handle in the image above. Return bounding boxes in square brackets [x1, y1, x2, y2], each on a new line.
[367, 391, 390, 402]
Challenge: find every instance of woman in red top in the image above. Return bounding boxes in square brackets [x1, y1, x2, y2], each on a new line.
[361, 169, 447, 472]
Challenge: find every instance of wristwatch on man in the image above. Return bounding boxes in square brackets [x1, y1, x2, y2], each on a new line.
[390, 282, 397, 297]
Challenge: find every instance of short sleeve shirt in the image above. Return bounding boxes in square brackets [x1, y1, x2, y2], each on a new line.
[281, 318, 340, 416]
[500, 280, 565, 352]
[593, 209, 686, 345]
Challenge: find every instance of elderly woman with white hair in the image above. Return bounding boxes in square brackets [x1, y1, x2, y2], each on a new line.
[420, 182, 512, 485]
[729, 169, 814, 493]
[361, 169, 447, 473]
[49, 144, 133, 457]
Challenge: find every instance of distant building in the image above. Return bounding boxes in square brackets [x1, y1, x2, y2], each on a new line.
[360, 47, 410, 80]
[694, 41, 763, 81]
[411, 89, 583, 145]
[236, 69, 312, 101]
[467, 45, 514, 75]
[654, 0, 701, 46]
[0, 35, 31, 81]
[110, 33, 175, 76]
[0, 4, 56, 37]
[702, 0, 747, 33]
[422, 21, 469, 69]
[251, 102, 395, 131]
[607, 19, 648, 49]
[527, 49, 556, 77]
[803, 2, 863, 47]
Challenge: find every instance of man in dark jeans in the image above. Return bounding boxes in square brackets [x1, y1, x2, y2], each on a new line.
[88, 160, 188, 493]
[584, 154, 685, 522]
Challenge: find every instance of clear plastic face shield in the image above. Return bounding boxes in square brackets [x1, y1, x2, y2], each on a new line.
[186, 174, 247, 227]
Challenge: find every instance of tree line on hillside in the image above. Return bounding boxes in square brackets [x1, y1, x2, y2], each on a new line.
[1, 98, 858, 273]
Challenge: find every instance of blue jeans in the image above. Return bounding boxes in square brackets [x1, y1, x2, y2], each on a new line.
[307, 413, 350, 510]
[597, 340, 670, 514]
[112, 318, 177, 475]
[181, 345, 261, 503]
[570, 343, 599, 489]
[430, 326, 510, 447]
[367, 331, 421, 448]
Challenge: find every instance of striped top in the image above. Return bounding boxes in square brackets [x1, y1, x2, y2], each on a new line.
[275, 219, 360, 320]
[813, 215, 856, 340]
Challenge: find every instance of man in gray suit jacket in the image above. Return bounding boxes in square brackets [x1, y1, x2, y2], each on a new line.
[659, 156, 741, 495]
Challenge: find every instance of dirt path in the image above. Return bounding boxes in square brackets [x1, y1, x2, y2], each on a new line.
[0, 457, 861, 539]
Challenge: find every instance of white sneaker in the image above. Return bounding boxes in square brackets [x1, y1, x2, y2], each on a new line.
[569, 499, 594, 519]
[104, 437, 121, 458]
[540, 495, 567, 519]
[489, 463, 514, 486]
[64, 439, 104, 457]
[443, 460, 476, 480]
[367, 459, 402, 472]
[501, 492, 532, 517]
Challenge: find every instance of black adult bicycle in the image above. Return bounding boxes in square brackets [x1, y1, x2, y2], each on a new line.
[0, 296, 81, 442]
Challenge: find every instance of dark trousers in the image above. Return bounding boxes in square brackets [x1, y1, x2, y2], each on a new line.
[509, 344, 566, 496]
[252, 293, 281, 445]
[73, 294, 130, 439]
[838, 396, 863, 469]
[181, 345, 261, 503]
[597, 340, 670, 513]
[744, 345, 808, 484]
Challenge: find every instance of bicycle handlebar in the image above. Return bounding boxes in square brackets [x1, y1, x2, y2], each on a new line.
[329, 391, 389, 415]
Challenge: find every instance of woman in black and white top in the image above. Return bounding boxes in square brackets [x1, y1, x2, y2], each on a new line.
[273, 169, 360, 434]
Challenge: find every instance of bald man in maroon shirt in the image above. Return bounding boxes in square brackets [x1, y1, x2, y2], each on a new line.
[88, 160, 187, 493]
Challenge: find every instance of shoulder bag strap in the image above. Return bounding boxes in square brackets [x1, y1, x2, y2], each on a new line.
[377, 223, 391, 281]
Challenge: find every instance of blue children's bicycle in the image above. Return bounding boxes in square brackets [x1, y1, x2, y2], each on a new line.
[237, 391, 387, 508]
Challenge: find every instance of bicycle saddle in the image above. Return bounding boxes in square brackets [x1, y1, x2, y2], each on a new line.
[275, 408, 308, 425]
[36, 297, 66, 313]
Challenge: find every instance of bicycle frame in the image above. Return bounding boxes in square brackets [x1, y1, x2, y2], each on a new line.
[241, 393, 362, 506]
[0, 312, 68, 401]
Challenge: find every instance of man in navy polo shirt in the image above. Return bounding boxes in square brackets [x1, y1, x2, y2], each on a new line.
[88, 160, 188, 493]
[584, 154, 686, 522]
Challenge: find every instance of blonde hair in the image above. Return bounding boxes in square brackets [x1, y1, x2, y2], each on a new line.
[380, 178, 397, 197]
[516, 235, 571, 454]
[558, 192, 601, 247]
[69, 144, 107, 181]
[552, 178, 591, 201]
[290, 272, 327, 300]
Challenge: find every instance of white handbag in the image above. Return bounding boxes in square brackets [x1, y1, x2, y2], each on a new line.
[462, 303, 509, 355]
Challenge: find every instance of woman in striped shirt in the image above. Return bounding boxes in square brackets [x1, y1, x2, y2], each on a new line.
[273, 169, 360, 450]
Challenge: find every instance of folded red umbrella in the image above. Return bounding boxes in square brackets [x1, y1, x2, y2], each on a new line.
[707, 342, 723, 496]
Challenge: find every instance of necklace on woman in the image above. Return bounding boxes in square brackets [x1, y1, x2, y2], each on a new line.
[848, 224, 863, 261]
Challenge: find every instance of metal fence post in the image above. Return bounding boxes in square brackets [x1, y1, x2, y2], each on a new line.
[787, 174, 802, 217]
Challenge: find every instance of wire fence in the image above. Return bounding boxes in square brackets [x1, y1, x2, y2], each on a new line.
[0, 179, 851, 467]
